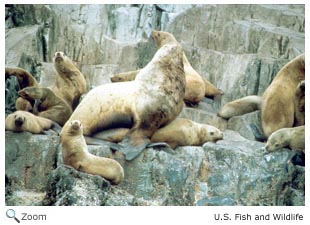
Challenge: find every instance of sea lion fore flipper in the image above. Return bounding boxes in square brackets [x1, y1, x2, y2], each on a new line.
[118, 131, 151, 161]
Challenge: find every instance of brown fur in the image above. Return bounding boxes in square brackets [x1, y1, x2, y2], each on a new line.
[5, 52, 87, 114]
[50, 52, 87, 110]
[63, 44, 185, 160]
[217, 54, 305, 138]
[261, 54, 305, 137]
[151, 30, 223, 104]
[61, 120, 124, 185]
[5, 110, 55, 134]
[217, 96, 262, 119]
[18, 87, 72, 126]
[6, 67, 39, 111]
[151, 118, 223, 149]
[265, 126, 305, 153]
[294, 80, 305, 126]
[111, 70, 140, 82]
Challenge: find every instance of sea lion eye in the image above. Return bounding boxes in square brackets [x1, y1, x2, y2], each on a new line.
[210, 131, 214, 135]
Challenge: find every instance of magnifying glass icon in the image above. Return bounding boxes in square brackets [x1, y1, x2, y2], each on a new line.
[6, 209, 20, 223]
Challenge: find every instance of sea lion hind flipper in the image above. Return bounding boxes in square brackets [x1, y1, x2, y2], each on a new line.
[84, 136, 120, 149]
[249, 123, 266, 142]
[118, 135, 150, 161]
[147, 142, 176, 155]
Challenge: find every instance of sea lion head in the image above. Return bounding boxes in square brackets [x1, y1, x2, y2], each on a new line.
[265, 130, 287, 152]
[200, 124, 223, 143]
[53, 51, 76, 75]
[151, 30, 178, 49]
[68, 120, 83, 136]
[13, 112, 26, 130]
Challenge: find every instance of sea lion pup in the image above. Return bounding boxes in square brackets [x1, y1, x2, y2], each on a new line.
[151, 118, 223, 149]
[151, 30, 223, 104]
[63, 44, 185, 161]
[50, 51, 87, 110]
[5, 110, 61, 134]
[217, 96, 262, 119]
[294, 80, 305, 126]
[5, 67, 40, 111]
[18, 86, 72, 126]
[61, 120, 124, 185]
[93, 118, 224, 149]
[265, 126, 305, 153]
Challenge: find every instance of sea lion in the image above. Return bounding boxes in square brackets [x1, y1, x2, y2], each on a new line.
[18, 86, 72, 126]
[63, 44, 186, 160]
[110, 31, 223, 105]
[61, 120, 124, 185]
[50, 51, 87, 110]
[151, 118, 223, 149]
[217, 53, 305, 139]
[217, 96, 262, 119]
[5, 67, 39, 112]
[111, 69, 140, 82]
[5, 51, 87, 112]
[261, 54, 304, 137]
[93, 118, 223, 149]
[294, 80, 305, 126]
[5, 110, 61, 134]
[265, 126, 305, 153]
[151, 30, 223, 104]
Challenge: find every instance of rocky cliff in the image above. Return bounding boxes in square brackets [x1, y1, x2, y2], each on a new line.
[5, 4, 305, 206]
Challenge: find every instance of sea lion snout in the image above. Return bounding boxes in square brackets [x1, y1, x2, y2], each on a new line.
[14, 116, 24, 127]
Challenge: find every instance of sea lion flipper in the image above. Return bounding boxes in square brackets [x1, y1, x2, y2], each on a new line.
[147, 142, 171, 148]
[118, 135, 150, 161]
[84, 136, 120, 149]
[249, 123, 266, 142]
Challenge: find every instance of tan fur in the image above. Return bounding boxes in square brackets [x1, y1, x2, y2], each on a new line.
[294, 80, 305, 126]
[5, 110, 54, 134]
[151, 118, 223, 149]
[217, 54, 305, 138]
[18, 87, 72, 126]
[111, 70, 140, 82]
[217, 96, 262, 119]
[265, 126, 305, 153]
[6, 67, 39, 111]
[63, 44, 185, 157]
[261, 54, 305, 137]
[5, 52, 87, 114]
[50, 52, 87, 110]
[61, 120, 124, 185]
[152, 30, 223, 104]
[91, 118, 223, 149]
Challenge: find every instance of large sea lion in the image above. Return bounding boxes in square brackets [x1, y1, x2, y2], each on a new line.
[18, 86, 72, 126]
[217, 54, 305, 139]
[110, 30, 223, 105]
[5, 110, 61, 134]
[61, 120, 124, 185]
[62, 44, 186, 160]
[151, 30, 223, 103]
[265, 125, 305, 153]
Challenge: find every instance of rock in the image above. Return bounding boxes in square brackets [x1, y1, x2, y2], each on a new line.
[5, 132, 60, 192]
[43, 165, 111, 206]
[227, 111, 262, 141]
[201, 130, 304, 206]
